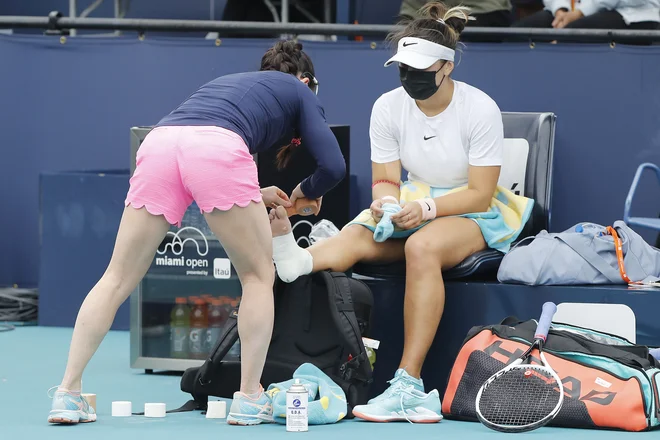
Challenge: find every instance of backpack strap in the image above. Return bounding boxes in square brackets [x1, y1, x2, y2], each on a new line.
[322, 271, 372, 384]
[500, 316, 522, 326]
[198, 308, 240, 386]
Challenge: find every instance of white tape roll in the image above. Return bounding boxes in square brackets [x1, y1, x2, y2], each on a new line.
[112, 401, 132, 417]
[82, 393, 96, 412]
[206, 400, 227, 419]
[144, 403, 166, 418]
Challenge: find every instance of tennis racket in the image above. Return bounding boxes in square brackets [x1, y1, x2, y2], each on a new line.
[475, 302, 564, 433]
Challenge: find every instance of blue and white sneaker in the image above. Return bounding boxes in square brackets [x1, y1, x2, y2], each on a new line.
[226, 388, 273, 426]
[47, 388, 97, 424]
[368, 369, 425, 404]
[353, 371, 442, 423]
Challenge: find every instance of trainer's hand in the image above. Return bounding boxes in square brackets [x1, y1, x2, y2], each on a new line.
[290, 183, 306, 206]
[290, 183, 322, 215]
[391, 202, 424, 230]
[370, 199, 385, 222]
[261, 186, 292, 209]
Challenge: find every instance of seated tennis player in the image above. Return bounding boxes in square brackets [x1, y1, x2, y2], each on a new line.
[48, 40, 346, 426]
[270, 1, 534, 423]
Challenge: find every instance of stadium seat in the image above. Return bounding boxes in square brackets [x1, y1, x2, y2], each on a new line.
[352, 111, 556, 280]
[554, 302, 636, 343]
[623, 162, 660, 232]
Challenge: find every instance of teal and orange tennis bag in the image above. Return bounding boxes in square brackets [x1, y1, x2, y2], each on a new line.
[442, 317, 660, 432]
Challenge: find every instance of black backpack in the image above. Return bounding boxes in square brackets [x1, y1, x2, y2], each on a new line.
[171, 271, 374, 417]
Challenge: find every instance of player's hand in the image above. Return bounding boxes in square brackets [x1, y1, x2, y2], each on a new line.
[370, 199, 385, 222]
[391, 202, 424, 230]
[260, 186, 292, 209]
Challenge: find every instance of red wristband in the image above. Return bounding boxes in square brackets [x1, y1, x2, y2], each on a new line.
[372, 179, 400, 189]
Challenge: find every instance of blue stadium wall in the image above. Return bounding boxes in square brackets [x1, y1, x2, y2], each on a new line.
[1, 33, 659, 287]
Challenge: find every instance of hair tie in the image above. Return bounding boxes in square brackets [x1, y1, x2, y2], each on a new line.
[291, 137, 302, 146]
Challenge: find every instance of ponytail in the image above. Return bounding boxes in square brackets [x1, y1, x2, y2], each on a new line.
[388, 1, 472, 51]
[262, 41, 317, 169]
[275, 136, 301, 170]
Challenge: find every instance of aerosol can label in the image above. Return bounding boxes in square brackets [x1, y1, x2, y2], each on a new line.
[286, 381, 308, 432]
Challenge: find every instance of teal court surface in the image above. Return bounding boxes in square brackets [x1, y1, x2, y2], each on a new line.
[2, 326, 658, 440]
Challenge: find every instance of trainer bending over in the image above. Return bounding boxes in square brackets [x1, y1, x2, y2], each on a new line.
[269, 2, 533, 423]
[48, 41, 345, 426]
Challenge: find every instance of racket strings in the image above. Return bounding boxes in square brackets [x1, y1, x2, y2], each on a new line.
[478, 367, 561, 427]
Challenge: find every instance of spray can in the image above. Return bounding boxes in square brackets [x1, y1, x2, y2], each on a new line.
[286, 379, 308, 432]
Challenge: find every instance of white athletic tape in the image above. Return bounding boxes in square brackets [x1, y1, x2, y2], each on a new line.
[112, 401, 132, 417]
[144, 403, 166, 418]
[206, 400, 227, 419]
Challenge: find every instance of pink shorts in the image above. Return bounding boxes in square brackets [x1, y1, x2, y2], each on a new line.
[125, 125, 262, 227]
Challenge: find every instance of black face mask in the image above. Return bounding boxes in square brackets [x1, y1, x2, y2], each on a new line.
[399, 64, 446, 101]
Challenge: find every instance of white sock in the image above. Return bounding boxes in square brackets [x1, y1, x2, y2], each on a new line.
[272, 232, 313, 283]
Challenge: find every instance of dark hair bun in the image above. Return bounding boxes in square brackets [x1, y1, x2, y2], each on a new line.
[419, 2, 470, 37]
[445, 16, 467, 35]
[261, 40, 304, 74]
[273, 40, 303, 57]
[423, 2, 446, 21]
[388, 2, 471, 54]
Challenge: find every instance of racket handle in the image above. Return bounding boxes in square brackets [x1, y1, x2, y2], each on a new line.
[534, 302, 557, 341]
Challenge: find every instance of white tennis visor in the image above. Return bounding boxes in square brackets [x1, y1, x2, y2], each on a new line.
[384, 37, 455, 70]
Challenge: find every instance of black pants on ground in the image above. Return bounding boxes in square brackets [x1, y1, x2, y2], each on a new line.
[470, 10, 513, 27]
[466, 10, 514, 42]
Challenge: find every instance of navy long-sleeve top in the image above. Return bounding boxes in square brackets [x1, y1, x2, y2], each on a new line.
[156, 70, 346, 200]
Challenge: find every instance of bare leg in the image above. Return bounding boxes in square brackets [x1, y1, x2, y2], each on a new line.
[269, 206, 405, 281]
[59, 207, 171, 391]
[307, 225, 405, 272]
[204, 201, 274, 395]
[398, 218, 486, 378]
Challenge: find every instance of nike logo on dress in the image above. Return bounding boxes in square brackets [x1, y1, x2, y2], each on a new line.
[424, 136, 436, 140]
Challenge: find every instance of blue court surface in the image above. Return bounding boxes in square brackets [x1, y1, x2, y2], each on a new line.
[2, 326, 657, 440]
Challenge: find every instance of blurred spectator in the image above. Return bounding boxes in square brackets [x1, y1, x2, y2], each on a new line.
[399, 0, 513, 27]
[512, 0, 660, 30]
[510, 0, 546, 20]
[219, 0, 331, 38]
